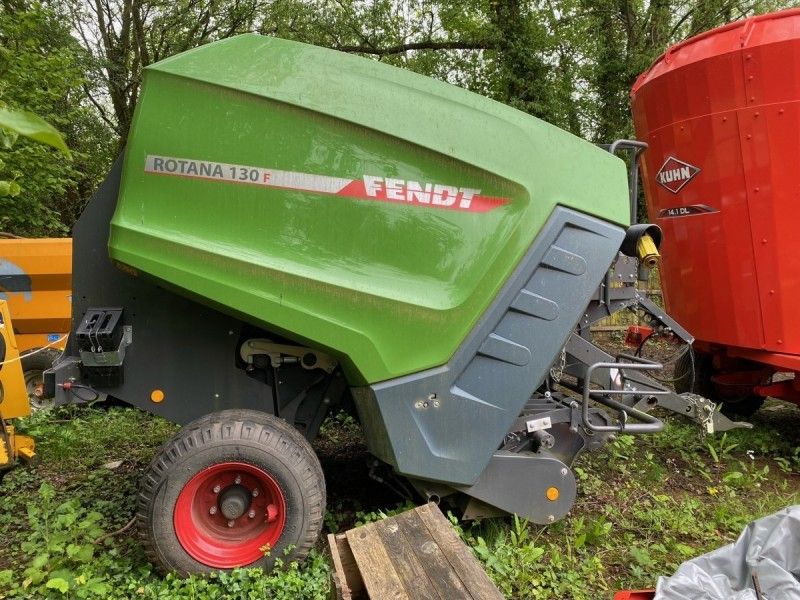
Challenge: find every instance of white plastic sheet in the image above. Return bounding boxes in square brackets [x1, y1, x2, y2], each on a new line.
[655, 506, 800, 599]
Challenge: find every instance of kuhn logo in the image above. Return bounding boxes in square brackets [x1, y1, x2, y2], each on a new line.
[656, 156, 700, 194]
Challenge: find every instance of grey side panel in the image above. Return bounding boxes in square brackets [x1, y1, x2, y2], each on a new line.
[456, 452, 576, 525]
[67, 157, 271, 423]
[353, 207, 625, 486]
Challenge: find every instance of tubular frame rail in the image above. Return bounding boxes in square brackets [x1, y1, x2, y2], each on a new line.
[581, 353, 667, 433]
[607, 139, 648, 224]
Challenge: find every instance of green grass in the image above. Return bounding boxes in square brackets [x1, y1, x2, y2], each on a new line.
[1, 401, 799, 599]
[467, 401, 800, 598]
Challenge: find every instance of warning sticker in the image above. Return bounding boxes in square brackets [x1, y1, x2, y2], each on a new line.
[144, 155, 509, 213]
[657, 204, 719, 218]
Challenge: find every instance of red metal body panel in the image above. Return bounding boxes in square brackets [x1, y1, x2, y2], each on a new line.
[613, 591, 655, 600]
[631, 10, 800, 378]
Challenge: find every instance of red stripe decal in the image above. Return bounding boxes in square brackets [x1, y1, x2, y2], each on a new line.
[145, 155, 510, 213]
[336, 178, 508, 212]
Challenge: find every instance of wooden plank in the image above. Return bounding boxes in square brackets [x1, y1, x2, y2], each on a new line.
[395, 508, 473, 599]
[327, 534, 350, 600]
[346, 522, 410, 600]
[416, 503, 505, 600]
[373, 518, 442, 600]
[334, 533, 365, 598]
[328, 533, 367, 600]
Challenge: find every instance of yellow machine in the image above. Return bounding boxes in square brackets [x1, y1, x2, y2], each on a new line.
[0, 298, 36, 470]
[0, 237, 72, 410]
[0, 238, 71, 353]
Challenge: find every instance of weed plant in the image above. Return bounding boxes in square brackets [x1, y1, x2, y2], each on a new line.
[1, 401, 799, 599]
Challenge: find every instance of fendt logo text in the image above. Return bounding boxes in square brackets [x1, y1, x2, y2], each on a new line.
[656, 156, 700, 194]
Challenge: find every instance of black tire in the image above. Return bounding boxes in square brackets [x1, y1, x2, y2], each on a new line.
[137, 409, 325, 576]
[674, 350, 764, 418]
[719, 395, 765, 418]
[21, 348, 61, 411]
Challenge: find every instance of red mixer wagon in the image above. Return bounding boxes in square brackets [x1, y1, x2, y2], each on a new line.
[631, 9, 800, 414]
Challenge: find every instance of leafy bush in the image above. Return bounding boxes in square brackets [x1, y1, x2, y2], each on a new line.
[0, 480, 331, 599]
[0, 408, 331, 599]
[462, 514, 609, 600]
[1, 482, 110, 597]
[3, 402, 800, 599]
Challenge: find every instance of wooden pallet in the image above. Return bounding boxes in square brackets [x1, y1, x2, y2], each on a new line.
[328, 502, 504, 600]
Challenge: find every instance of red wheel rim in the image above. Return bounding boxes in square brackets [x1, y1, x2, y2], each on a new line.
[174, 462, 287, 568]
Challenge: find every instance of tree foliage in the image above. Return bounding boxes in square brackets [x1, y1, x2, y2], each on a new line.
[2, 0, 799, 235]
[0, 106, 70, 154]
[0, 104, 70, 205]
[66, 0, 800, 145]
[0, 2, 114, 235]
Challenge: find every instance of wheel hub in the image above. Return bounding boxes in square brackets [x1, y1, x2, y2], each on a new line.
[173, 461, 286, 568]
[219, 484, 251, 520]
[25, 370, 54, 411]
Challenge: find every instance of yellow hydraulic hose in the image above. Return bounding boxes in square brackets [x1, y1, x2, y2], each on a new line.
[637, 234, 660, 268]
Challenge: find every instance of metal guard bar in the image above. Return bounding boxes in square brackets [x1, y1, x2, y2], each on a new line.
[607, 138, 648, 224]
[582, 357, 667, 433]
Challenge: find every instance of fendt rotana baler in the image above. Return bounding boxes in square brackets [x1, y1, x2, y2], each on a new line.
[41, 35, 735, 575]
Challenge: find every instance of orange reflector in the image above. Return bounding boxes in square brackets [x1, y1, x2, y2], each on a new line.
[150, 389, 165, 403]
[546, 487, 559, 501]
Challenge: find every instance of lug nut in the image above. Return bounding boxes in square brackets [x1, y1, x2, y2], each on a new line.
[209, 506, 217, 515]
[213, 485, 221, 493]
[248, 509, 256, 519]
[234, 475, 242, 485]
[227, 520, 235, 528]
[252, 489, 259, 497]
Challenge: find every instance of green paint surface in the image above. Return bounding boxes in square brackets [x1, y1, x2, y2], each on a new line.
[111, 35, 629, 384]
